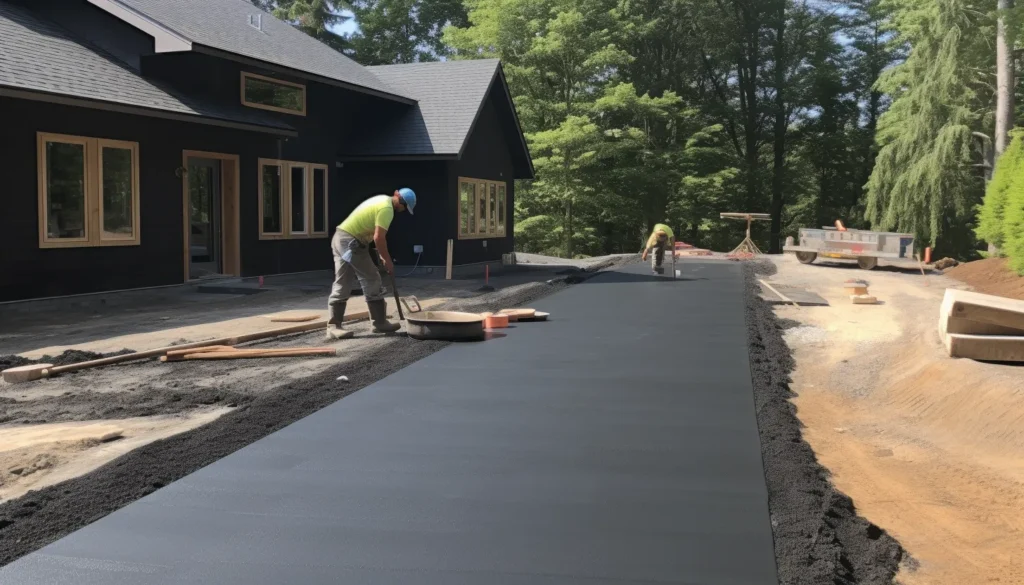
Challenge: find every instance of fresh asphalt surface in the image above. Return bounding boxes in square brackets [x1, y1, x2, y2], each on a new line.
[0, 261, 779, 584]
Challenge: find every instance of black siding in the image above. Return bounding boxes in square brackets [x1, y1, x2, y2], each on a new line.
[337, 161, 449, 268]
[0, 97, 343, 302]
[450, 95, 516, 266]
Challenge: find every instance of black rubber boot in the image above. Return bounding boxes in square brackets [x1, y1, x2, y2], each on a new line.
[325, 302, 354, 340]
[368, 299, 400, 333]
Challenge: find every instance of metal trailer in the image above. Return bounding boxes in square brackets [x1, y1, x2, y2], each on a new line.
[782, 227, 916, 270]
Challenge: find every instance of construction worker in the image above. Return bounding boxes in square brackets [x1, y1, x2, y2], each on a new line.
[326, 188, 416, 340]
[641, 223, 675, 274]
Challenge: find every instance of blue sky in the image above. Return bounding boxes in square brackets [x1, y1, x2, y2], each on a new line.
[332, 12, 359, 36]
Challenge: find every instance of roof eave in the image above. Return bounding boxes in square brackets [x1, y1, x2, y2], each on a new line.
[192, 45, 416, 105]
[337, 153, 458, 162]
[0, 87, 298, 136]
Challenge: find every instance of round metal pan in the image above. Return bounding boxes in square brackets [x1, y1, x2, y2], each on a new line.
[406, 311, 486, 341]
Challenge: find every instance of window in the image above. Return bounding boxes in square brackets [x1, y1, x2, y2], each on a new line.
[458, 177, 507, 239]
[37, 133, 140, 248]
[289, 165, 308, 235]
[258, 159, 328, 239]
[241, 72, 306, 116]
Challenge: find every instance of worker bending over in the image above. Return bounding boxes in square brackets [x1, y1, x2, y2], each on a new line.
[326, 188, 417, 340]
[641, 223, 675, 274]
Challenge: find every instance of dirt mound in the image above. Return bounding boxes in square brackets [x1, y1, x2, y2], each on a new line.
[744, 259, 904, 584]
[944, 257, 1024, 300]
[0, 349, 134, 371]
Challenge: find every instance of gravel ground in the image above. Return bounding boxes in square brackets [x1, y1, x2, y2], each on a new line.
[0, 261, 626, 567]
[743, 259, 904, 584]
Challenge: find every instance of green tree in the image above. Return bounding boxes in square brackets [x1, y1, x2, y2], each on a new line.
[347, 0, 468, 63]
[263, 0, 353, 52]
[865, 0, 991, 253]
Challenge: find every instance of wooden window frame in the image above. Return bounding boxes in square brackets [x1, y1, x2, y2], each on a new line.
[37, 132, 141, 249]
[457, 176, 507, 240]
[181, 150, 241, 281]
[241, 72, 307, 116]
[258, 158, 329, 240]
[288, 163, 309, 236]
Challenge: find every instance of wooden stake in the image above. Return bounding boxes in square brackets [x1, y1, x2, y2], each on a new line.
[915, 253, 929, 286]
[446, 239, 454, 280]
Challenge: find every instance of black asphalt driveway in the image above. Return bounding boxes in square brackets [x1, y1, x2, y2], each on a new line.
[0, 261, 778, 584]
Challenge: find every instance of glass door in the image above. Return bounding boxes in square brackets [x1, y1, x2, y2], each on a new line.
[187, 158, 222, 279]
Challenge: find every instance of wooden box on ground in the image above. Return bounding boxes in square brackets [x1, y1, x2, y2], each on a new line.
[938, 289, 1024, 361]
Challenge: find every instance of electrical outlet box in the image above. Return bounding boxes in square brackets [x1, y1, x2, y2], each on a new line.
[413, 245, 424, 254]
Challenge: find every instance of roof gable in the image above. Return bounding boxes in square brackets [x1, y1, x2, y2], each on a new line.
[0, 1, 293, 133]
[346, 60, 534, 178]
[88, 0, 410, 101]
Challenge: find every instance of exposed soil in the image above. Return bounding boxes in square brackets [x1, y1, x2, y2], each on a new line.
[765, 255, 1024, 585]
[944, 257, 1024, 300]
[0, 264, 622, 567]
[743, 259, 904, 585]
[0, 349, 134, 371]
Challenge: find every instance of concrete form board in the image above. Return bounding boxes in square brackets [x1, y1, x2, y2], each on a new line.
[944, 333, 1024, 362]
[940, 288, 1024, 333]
[0, 263, 779, 585]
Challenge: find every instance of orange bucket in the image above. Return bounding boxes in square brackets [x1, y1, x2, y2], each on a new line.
[484, 314, 509, 329]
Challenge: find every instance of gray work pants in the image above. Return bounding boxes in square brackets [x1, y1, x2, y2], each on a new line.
[328, 230, 384, 307]
[650, 236, 668, 270]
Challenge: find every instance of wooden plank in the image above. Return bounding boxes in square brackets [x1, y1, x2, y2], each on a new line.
[269, 315, 319, 323]
[940, 288, 1024, 332]
[175, 348, 337, 360]
[944, 333, 1024, 362]
[43, 320, 328, 375]
[165, 345, 235, 358]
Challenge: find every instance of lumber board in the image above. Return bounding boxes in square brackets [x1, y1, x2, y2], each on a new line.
[940, 288, 1024, 332]
[44, 321, 328, 375]
[164, 345, 235, 358]
[176, 348, 337, 360]
[269, 315, 319, 323]
[941, 316, 1024, 336]
[944, 333, 1024, 362]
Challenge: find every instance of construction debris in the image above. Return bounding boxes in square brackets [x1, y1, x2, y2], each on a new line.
[844, 280, 869, 296]
[939, 289, 1024, 361]
[1, 321, 328, 384]
[851, 294, 878, 305]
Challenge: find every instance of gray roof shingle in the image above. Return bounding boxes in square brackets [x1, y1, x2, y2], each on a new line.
[348, 59, 501, 157]
[115, 0, 409, 100]
[0, 2, 293, 131]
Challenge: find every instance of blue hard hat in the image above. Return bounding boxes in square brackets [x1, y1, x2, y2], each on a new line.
[398, 188, 416, 215]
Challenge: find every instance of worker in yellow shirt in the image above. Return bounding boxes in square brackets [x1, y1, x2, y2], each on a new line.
[641, 223, 675, 274]
[326, 188, 416, 339]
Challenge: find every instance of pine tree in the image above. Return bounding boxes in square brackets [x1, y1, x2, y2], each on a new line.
[865, 0, 990, 251]
[977, 130, 1024, 248]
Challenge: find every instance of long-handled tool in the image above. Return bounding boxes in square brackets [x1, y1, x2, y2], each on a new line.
[389, 271, 405, 321]
[379, 251, 407, 321]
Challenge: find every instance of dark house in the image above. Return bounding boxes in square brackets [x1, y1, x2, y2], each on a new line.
[0, 0, 533, 302]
